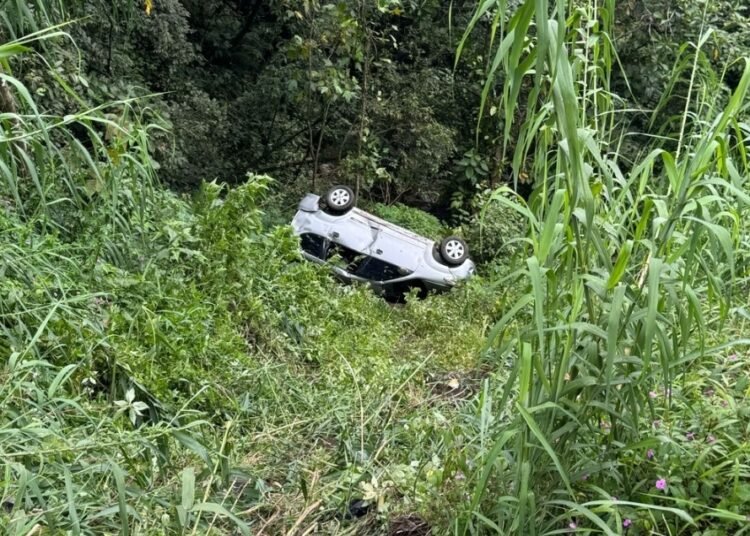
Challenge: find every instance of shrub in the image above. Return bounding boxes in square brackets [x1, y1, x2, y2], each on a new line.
[459, 189, 527, 265]
[367, 202, 450, 241]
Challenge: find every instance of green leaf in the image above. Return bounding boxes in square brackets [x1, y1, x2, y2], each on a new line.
[643, 257, 663, 367]
[607, 240, 632, 289]
[181, 467, 195, 512]
[538, 189, 565, 265]
[48, 364, 77, 399]
[527, 257, 545, 355]
[516, 403, 572, 496]
[191, 503, 251, 536]
[173, 431, 212, 467]
[111, 462, 130, 536]
[64, 468, 81, 534]
[0, 43, 31, 60]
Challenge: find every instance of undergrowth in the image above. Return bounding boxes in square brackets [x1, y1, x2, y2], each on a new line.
[1, 170, 505, 533]
[2, 3, 750, 535]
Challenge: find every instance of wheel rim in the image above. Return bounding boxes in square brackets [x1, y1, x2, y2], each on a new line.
[329, 188, 351, 207]
[444, 239, 465, 261]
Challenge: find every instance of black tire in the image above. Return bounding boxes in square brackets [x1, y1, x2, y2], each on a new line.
[439, 236, 469, 266]
[323, 185, 356, 213]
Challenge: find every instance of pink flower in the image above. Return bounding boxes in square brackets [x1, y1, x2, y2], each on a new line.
[686, 432, 695, 441]
[707, 435, 716, 444]
[649, 390, 658, 399]
[568, 521, 577, 529]
[704, 388, 714, 397]
[581, 473, 589, 481]
[655, 478, 667, 491]
[728, 354, 738, 362]
[623, 518, 632, 528]
[647, 448, 655, 459]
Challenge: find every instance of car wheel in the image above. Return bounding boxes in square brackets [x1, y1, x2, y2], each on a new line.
[439, 236, 469, 266]
[324, 185, 356, 213]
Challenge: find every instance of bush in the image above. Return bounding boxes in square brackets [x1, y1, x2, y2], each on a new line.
[2, 161, 505, 532]
[159, 88, 235, 186]
[367, 202, 451, 241]
[562, 348, 750, 533]
[459, 189, 527, 265]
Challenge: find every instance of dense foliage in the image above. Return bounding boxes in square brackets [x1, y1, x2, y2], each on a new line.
[1, 0, 750, 535]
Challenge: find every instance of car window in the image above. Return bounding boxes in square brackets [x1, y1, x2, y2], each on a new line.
[328, 241, 366, 269]
[354, 256, 409, 281]
[300, 233, 329, 260]
[301, 233, 411, 282]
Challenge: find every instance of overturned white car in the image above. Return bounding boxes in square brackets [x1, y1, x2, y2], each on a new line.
[291, 185, 475, 299]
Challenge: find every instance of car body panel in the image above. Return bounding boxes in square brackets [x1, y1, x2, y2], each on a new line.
[292, 193, 475, 295]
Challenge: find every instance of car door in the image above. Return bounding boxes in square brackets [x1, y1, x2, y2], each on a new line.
[367, 225, 422, 273]
[327, 210, 379, 254]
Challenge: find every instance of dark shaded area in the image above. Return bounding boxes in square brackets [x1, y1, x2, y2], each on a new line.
[13, 0, 749, 225]
[22, 0, 534, 222]
[347, 499, 372, 519]
[300, 232, 410, 283]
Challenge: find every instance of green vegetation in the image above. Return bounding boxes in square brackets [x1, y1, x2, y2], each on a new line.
[2, 0, 750, 535]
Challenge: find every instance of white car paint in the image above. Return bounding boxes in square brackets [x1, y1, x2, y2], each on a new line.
[291, 193, 475, 295]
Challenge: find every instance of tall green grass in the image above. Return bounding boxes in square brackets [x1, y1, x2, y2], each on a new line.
[0, 0, 64, 38]
[0, 24, 166, 252]
[0, 24, 253, 536]
[2, 2, 749, 533]
[456, 0, 750, 532]
[0, 25, 502, 533]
